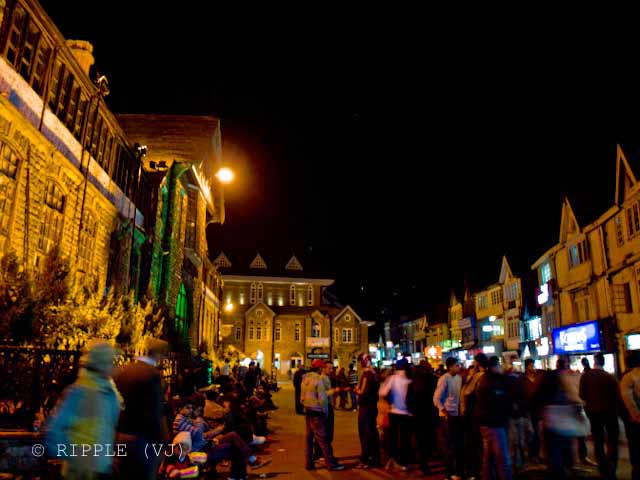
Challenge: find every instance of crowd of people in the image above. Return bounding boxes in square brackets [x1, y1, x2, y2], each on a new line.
[44, 339, 276, 480]
[296, 350, 640, 480]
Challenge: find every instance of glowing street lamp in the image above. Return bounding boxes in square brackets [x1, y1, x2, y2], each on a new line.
[216, 167, 234, 184]
[224, 302, 235, 313]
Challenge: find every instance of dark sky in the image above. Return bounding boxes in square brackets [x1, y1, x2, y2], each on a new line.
[39, 2, 640, 322]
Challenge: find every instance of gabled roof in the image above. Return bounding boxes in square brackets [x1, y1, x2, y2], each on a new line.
[245, 301, 276, 317]
[498, 256, 513, 284]
[250, 253, 267, 270]
[210, 249, 333, 279]
[285, 255, 303, 271]
[334, 305, 368, 325]
[559, 196, 581, 243]
[214, 252, 232, 269]
[616, 144, 638, 205]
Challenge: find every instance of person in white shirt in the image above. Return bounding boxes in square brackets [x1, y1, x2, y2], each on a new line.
[379, 358, 412, 471]
[433, 357, 463, 480]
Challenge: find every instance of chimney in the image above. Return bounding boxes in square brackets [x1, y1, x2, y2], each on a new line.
[65, 40, 94, 77]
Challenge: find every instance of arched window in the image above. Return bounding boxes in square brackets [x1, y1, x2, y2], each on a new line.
[38, 181, 65, 253]
[290, 284, 296, 305]
[311, 320, 321, 338]
[0, 140, 20, 237]
[250, 282, 257, 304]
[307, 285, 314, 306]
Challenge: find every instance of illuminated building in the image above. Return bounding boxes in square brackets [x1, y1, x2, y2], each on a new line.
[214, 251, 372, 377]
[118, 115, 225, 354]
[0, 0, 150, 294]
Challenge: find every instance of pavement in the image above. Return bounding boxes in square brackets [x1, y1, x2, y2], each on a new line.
[249, 383, 632, 479]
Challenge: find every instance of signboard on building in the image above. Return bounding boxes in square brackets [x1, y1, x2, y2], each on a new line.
[536, 282, 553, 306]
[627, 333, 640, 351]
[307, 353, 329, 359]
[221, 324, 233, 337]
[306, 337, 330, 347]
[459, 317, 472, 329]
[552, 321, 601, 354]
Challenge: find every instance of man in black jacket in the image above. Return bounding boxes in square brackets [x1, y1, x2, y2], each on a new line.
[475, 356, 512, 480]
[409, 360, 438, 475]
[114, 338, 171, 480]
[579, 352, 619, 479]
[293, 366, 307, 415]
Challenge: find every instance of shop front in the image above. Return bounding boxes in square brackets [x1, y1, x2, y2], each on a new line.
[520, 335, 553, 370]
[552, 320, 617, 374]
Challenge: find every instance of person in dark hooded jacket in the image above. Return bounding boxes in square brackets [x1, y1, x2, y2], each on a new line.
[475, 356, 512, 480]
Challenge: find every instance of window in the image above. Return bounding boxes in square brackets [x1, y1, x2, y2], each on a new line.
[342, 328, 353, 343]
[78, 211, 96, 274]
[249, 326, 254, 340]
[616, 216, 625, 247]
[290, 284, 296, 305]
[0, 141, 20, 234]
[490, 289, 503, 306]
[335, 328, 340, 343]
[4, 5, 53, 96]
[477, 294, 488, 310]
[256, 326, 262, 340]
[235, 327, 241, 341]
[612, 283, 632, 314]
[257, 283, 264, 302]
[38, 182, 65, 253]
[628, 201, 640, 238]
[250, 283, 257, 304]
[505, 282, 518, 302]
[541, 262, 552, 284]
[568, 239, 590, 268]
[307, 285, 314, 306]
[573, 288, 592, 323]
[543, 309, 556, 334]
[294, 323, 301, 342]
[275, 322, 281, 342]
[311, 320, 321, 338]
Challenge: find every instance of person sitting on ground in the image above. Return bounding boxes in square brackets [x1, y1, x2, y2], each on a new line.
[162, 431, 205, 479]
[172, 397, 270, 474]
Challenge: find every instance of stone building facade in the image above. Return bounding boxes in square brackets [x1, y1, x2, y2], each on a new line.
[0, 0, 147, 293]
[215, 252, 371, 378]
[118, 115, 225, 355]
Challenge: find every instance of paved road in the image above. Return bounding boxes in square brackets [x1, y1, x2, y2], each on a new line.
[253, 383, 631, 479]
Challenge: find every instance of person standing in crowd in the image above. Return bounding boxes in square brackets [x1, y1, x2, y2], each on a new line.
[336, 367, 349, 409]
[244, 361, 258, 395]
[409, 359, 439, 476]
[379, 358, 412, 472]
[348, 365, 359, 411]
[46, 340, 122, 480]
[377, 369, 393, 465]
[114, 337, 171, 480]
[300, 359, 345, 471]
[434, 356, 464, 480]
[476, 356, 513, 480]
[222, 357, 231, 377]
[523, 359, 543, 464]
[506, 357, 527, 475]
[354, 354, 380, 469]
[579, 352, 619, 479]
[621, 350, 640, 480]
[461, 353, 488, 480]
[293, 365, 307, 415]
[537, 357, 587, 480]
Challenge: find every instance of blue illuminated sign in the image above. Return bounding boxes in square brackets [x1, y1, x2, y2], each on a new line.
[552, 321, 601, 354]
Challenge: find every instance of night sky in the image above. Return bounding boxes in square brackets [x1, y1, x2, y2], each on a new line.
[39, 2, 640, 324]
